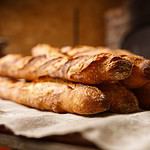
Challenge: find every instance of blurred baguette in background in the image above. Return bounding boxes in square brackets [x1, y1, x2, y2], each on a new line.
[133, 82, 150, 110]
[99, 83, 140, 113]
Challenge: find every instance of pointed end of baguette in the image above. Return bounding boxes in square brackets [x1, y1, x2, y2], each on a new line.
[72, 87, 110, 115]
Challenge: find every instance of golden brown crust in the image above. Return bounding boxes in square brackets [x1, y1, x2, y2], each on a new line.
[99, 83, 140, 113]
[0, 77, 109, 115]
[31, 44, 132, 84]
[133, 82, 150, 110]
[0, 46, 132, 84]
[0, 76, 140, 114]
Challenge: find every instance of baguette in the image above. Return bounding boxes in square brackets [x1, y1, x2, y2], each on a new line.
[99, 83, 140, 113]
[0, 46, 132, 84]
[133, 82, 150, 110]
[31, 44, 132, 84]
[0, 77, 109, 115]
[53, 45, 150, 88]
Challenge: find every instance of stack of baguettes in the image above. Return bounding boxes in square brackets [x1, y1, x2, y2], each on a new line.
[0, 44, 149, 115]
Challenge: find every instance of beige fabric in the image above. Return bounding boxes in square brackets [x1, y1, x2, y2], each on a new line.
[0, 99, 150, 150]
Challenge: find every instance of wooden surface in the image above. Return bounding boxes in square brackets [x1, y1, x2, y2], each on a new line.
[0, 133, 99, 150]
[0, 133, 97, 150]
[0, 0, 124, 55]
[0, 126, 99, 150]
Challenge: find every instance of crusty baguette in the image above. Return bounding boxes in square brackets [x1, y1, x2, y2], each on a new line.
[133, 82, 150, 110]
[0, 77, 109, 115]
[0, 46, 132, 84]
[31, 44, 132, 84]
[52, 45, 150, 88]
[99, 83, 140, 113]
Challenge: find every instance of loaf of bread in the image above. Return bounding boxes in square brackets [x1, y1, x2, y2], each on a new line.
[133, 82, 150, 110]
[99, 83, 140, 113]
[52, 45, 150, 88]
[0, 45, 132, 84]
[0, 77, 109, 115]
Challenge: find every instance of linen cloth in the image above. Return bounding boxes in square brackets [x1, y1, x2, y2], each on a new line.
[0, 99, 150, 150]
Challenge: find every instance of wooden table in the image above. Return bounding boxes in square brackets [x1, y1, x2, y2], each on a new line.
[0, 131, 99, 150]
